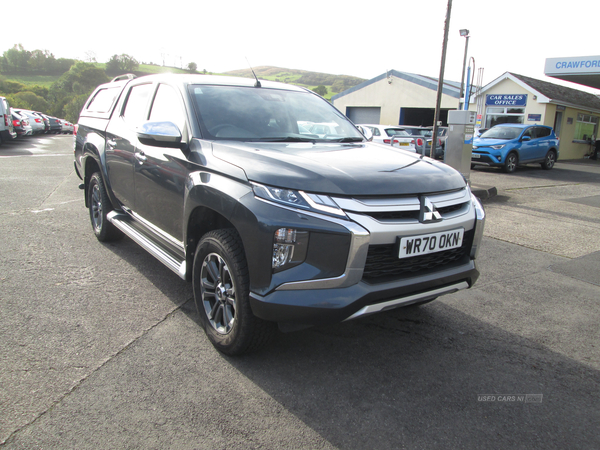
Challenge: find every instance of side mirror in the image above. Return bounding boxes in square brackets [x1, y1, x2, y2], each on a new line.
[521, 135, 531, 142]
[356, 125, 373, 141]
[137, 121, 183, 148]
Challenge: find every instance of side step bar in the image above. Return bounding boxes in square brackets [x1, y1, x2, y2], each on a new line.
[344, 281, 469, 321]
[107, 211, 187, 280]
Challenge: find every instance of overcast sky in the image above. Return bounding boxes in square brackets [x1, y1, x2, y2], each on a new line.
[4, 0, 599, 93]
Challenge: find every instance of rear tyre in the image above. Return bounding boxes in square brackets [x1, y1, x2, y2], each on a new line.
[88, 172, 123, 242]
[193, 229, 276, 355]
[541, 150, 556, 170]
[502, 152, 518, 173]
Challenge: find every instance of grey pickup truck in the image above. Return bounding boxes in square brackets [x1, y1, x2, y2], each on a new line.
[74, 73, 485, 355]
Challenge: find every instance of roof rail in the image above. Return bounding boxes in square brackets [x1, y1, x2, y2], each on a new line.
[111, 74, 137, 82]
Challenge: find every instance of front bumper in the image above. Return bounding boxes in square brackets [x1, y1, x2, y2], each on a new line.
[471, 151, 503, 166]
[245, 188, 485, 328]
[250, 261, 479, 328]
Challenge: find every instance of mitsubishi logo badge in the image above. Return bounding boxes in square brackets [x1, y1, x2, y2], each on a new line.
[420, 197, 442, 223]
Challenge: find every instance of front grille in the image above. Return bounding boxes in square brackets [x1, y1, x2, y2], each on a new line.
[362, 229, 474, 283]
[367, 210, 420, 221]
[437, 202, 467, 215]
[361, 201, 468, 222]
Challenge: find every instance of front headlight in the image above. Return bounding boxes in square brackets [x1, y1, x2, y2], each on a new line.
[491, 144, 506, 150]
[252, 183, 346, 217]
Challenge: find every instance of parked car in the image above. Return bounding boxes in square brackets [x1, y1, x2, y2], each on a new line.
[33, 112, 51, 133]
[307, 122, 343, 137]
[11, 110, 33, 137]
[75, 73, 485, 355]
[60, 120, 74, 134]
[472, 124, 559, 173]
[424, 126, 448, 152]
[47, 116, 62, 134]
[0, 96, 16, 145]
[14, 109, 45, 135]
[397, 126, 444, 159]
[358, 124, 417, 152]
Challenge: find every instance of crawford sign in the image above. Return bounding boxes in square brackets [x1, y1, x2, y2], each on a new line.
[486, 94, 528, 106]
[545, 56, 600, 75]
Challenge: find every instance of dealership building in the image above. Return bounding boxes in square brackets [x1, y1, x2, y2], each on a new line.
[332, 56, 600, 160]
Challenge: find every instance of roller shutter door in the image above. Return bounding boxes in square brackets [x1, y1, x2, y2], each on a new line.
[346, 107, 381, 124]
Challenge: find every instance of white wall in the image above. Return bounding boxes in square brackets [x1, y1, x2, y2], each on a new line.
[333, 76, 458, 125]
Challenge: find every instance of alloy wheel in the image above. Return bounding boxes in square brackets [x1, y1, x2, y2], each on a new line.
[200, 252, 236, 334]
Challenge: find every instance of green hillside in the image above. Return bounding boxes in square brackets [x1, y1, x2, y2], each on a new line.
[224, 66, 365, 99]
[0, 44, 364, 122]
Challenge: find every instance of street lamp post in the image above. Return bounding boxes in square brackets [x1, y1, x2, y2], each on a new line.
[458, 29, 470, 109]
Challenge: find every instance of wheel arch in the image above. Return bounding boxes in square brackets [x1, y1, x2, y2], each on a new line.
[185, 206, 237, 278]
[82, 150, 101, 208]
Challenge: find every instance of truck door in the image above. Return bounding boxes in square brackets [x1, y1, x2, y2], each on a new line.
[105, 82, 153, 210]
[133, 83, 188, 243]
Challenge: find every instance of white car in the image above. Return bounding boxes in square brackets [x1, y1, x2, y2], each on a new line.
[14, 109, 45, 135]
[11, 109, 33, 137]
[358, 124, 417, 152]
[308, 122, 343, 137]
[60, 120, 74, 134]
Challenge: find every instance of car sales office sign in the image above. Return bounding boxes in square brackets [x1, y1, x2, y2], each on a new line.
[486, 94, 528, 106]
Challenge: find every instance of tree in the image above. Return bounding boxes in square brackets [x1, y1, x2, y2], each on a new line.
[187, 62, 198, 73]
[0, 44, 31, 73]
[105, 54, 139, 75]
[120, 54, 139, 72]
[312, 85, 328, 96]
[63, 94, 90, 123]
[49, 62, 109, 119]
[7, 91, 49, 112]
[105, 54, 121, 74]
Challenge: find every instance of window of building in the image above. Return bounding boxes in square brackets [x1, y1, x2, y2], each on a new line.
[485, 107, 525, 128]
[574, 113, 598, 142]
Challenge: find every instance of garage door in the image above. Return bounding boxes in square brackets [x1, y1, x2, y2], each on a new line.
[346, 107, 381, 124]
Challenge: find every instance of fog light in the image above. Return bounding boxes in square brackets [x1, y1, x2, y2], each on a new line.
[497, 155, 502, 161]
[272, 228, 309, 272]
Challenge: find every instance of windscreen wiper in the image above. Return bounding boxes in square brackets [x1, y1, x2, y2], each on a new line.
[329, 137, 365, 143]
[250, 136, 318, 143]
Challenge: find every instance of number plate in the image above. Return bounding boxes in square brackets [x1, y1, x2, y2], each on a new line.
[398, 142, 409, 146]
[472, 153, 481, 159]
[398, 229, 464, 259]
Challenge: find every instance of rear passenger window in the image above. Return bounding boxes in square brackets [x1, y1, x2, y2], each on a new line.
[535, 127, 551, 138]
[122, 84, 153, 126]
[86, 87, 121, 113]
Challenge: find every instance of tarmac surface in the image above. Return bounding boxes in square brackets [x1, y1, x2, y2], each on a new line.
[1, 135, 599, 449]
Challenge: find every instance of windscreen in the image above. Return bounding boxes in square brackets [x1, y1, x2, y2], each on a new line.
[189, 85, 364, 142]
[403, 128, 431, 137]
[480, 127, 522, 140]
[385, 128, 410, 136]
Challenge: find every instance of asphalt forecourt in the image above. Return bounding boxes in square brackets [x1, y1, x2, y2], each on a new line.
[1, 138, 598, 448]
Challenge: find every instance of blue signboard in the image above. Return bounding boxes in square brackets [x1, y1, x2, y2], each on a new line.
[486, 94, 528, 106]
[528, 114, 542, 122]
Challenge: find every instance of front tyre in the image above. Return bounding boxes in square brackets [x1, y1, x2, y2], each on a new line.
[502, 152, 518, 173]
[193, 229, 275, 355]
[541, 150, 556, 170]
[88, 172, 123, 242]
